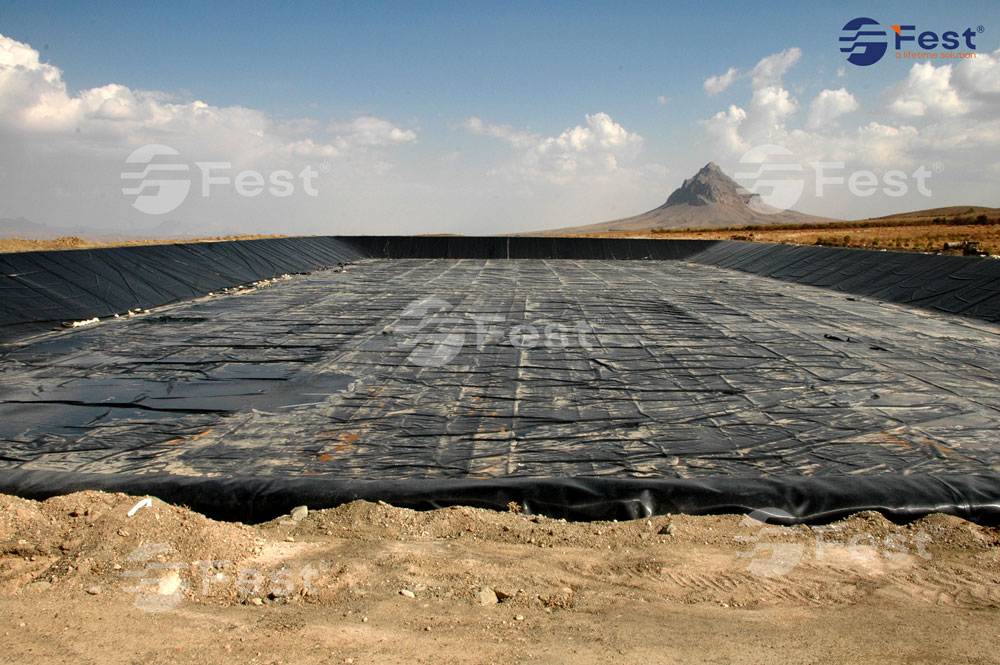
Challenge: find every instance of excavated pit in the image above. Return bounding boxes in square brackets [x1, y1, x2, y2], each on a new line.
[1, 237, 999, 523]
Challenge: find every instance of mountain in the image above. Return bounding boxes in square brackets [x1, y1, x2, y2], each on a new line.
[536, 162, 835, 234]
[0, 217, 233, 241]
[0, 217, 147, 240]
[0, 217, 62, 239]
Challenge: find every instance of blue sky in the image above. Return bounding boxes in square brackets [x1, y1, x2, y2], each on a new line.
[1, 1, 999, 235]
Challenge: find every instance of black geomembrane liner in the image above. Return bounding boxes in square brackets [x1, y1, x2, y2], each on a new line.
[1, 237, 999, 524]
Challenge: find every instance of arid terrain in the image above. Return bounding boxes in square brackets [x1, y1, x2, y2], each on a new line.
[563, 206, 1000, 256]
[4, 208, 999, 256]
[3, 204, 1000, 663]
[0, 234, 284, 254]
[1, 491, 998, 664]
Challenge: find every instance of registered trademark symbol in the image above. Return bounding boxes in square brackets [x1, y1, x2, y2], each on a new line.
[978, 25, 985, 33]
[318, 161, 332, 174]
[933, 162, 945, 174]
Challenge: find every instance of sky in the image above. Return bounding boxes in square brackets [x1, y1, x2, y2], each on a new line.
[1, 0, 999, 236]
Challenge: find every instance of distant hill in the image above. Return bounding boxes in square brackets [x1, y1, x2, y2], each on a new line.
[0, 217, 63, 239]
[862, 206, 1000, 223]
[0, 217, 147, 241]
[534, 162, 835, 234]
[0, 217, 242, 241]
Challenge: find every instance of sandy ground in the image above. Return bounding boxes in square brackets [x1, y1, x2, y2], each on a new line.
[668, 223, 1000, 255]
[549, 207, 1000, 254]
[0, 235, 282, 254]
[1, 491, 998, 664]
[566, 222, 1000, 255]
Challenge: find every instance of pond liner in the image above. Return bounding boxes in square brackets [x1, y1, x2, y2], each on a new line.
[0, 469, 997, 525]
[1, 237, 999, 525]
[4, 238, 1000, 344]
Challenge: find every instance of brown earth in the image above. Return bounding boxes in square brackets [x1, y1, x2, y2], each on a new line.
[1, 491, 998, 664]
[558, 209, 1000, 256]
[0, 235, 283, 254]
[3, 207, 999, 256]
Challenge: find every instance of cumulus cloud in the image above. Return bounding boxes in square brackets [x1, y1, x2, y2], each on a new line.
[748, 48, 802, 88]
[463, 116, 538, 150]
[465, 112, 645, 185]
[328, 116, 417, 147]
[852, 121, 921, 167]
[698, 48, 805, 153]
[698, 45, 1000, 219]
[0, 32, 415, 166]
[703, 67, 739, 95]
[748, 86, 797, 130]
[886, 62, 968, 117]
[885, 48, 1000, 119]
[0, 31, 431, 237]
[806, 88, 859, 130]
[701, 105, 749, 154]
[953, 47, 1000, 98]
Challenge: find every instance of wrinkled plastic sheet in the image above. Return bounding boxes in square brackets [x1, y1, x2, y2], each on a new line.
[341, 237, 1000, 324]
[5, 237, 1000, 344]
[686, 242, 1000, 324]
[0, 237, 370, 342]
[2, 255, 1000, 524]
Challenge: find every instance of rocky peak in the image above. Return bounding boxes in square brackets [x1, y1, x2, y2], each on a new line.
[662, 162, 754, 209]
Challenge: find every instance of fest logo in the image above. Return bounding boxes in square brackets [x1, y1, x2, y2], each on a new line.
[840, 17, 983, 66]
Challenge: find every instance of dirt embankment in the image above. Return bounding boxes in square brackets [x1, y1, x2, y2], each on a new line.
[1, 491, 999, 664]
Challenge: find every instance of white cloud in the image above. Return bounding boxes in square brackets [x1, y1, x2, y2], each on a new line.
[806, 88, 859, 130]
[853, 121, 921, 167]
[698, 49, 804, 153]
[748, 48, 802, 88]
[463, 116, 538, 150]
[749, 86, 797, 127]
[0, 31, 434, 236]
[881, 49, 1000, 121]
[702, 43, 998, 217]
[886, 62, 968, 117]
[328, 116, 417, 147]
[657, 95, 670, 105]
[697, 45, 1000, 171]
[466, 112, 646, 185]
[700, 105, 749, 154]
[953, 48, 1000, 98]
[703, 67, 739, 95]
[698, 45, 1000, 219]
[0, 32, 415, 167]
[942, 47, 1000, 128]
